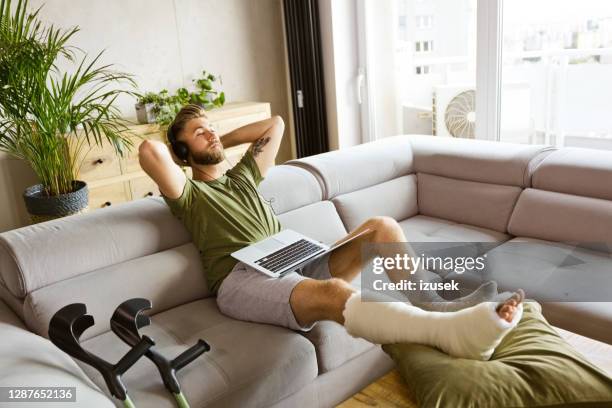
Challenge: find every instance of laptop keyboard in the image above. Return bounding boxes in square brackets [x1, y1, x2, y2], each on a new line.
[255, 239, 325, 273]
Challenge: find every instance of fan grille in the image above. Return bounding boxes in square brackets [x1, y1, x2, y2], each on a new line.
[444, 90, 475, 138]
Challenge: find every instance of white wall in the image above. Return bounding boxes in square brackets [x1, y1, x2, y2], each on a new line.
[0, 0, 292, 232]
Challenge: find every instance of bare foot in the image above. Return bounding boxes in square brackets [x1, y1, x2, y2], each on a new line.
[496, 289, 525, 323]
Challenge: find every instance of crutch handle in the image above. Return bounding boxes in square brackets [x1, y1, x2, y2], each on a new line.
[115, 335, 155, 375]
[172, 339, 211, 371]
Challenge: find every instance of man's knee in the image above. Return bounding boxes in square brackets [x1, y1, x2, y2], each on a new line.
[366, 216, 403, 240]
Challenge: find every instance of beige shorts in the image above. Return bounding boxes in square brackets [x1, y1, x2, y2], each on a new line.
[216, 253, 332, 331]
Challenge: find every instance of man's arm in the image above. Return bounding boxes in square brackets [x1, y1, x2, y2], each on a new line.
[138, 140, 187, 199]
[220, 116, 285, 177]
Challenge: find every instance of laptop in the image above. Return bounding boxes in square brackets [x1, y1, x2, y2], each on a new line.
[231, 228, 373, 278]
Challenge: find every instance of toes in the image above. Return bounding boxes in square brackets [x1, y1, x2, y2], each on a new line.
[497, 304, 517, 321]
[507, 289, 525, 305]
[514, 289, 525, 304]
[496, 290, 523, 312]
[500, 311, 511, 322]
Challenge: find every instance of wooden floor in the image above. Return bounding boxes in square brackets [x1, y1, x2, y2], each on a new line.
[336, 370, 417, 408]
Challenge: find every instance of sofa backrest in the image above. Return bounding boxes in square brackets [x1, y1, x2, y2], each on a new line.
[508, 148, 612, 249]
[0, 197, 209, 338]
[409, 135, 554, 233]
[286, 135, 414, 200]
[287, 136, 417, 231]
[0, 164, 328, 338]
[261, 164, 348, 245]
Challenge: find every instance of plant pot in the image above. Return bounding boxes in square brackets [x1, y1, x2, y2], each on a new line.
[135, 102, 157, 124]
[23, 180, 89, 223]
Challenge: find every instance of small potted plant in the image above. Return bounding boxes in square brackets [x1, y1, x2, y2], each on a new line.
[134, 71, 226, 126]
[0, 0, 136, 223]
[154, 88, 190, 126]
[135, 92, 160, 124]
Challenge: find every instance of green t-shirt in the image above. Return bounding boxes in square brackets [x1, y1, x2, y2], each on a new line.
[162, 150, 281, 294]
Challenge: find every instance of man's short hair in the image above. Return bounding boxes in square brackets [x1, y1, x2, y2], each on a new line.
[167, 104, 208, 143]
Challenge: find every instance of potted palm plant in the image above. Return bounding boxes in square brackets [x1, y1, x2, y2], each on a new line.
[0, 0, 136, 223]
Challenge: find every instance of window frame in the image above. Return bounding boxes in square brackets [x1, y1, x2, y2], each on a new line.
[354, 0, 505, 142]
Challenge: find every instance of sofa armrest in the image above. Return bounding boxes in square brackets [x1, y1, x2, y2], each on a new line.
[0, 301, 114, 407]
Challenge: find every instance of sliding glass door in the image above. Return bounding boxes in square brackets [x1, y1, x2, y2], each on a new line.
[357, 0, 478, 141]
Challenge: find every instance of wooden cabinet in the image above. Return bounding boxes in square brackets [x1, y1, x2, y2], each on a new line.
[129, 176, 160, 201]
[88, 183, 130, 209]
[73, 102, 271, 211]
[75, 140, 123, 182]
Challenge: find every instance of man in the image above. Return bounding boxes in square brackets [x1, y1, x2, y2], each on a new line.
[139, 104, 523, 360]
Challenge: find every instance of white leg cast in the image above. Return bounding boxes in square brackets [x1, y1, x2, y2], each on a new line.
[342, 291, 523, 360]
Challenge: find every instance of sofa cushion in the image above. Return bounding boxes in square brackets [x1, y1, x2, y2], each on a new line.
[508, 189, 612, 250]
[332, 175, 418, 231]
[300, 321, 375, 374]
[532, 147, 612, 201]
[0, 197, 190, 299]
[78, 299, 318, 408]
[286, 136, 413, 199]
[544, 302, 612, 347]
[457, 238, 612, 344]
[0, 281, 24, 322]
[417, 173, 522, 233]
[398, 215, 509, 278]
[23, 243, 208, 339]
[383, 302, 612, 408]
[258, 165, 323, 214]
[410, 134, 554, 187]
[399, 215, 510, 244]
[277, 201, 347, 245]
[0, 301, 114, 407]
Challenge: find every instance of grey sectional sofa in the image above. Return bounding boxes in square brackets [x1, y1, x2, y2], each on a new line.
[0, 135, 610, 407]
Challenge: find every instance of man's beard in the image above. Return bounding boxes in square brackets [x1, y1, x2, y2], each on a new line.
[190, 146, 224, 165]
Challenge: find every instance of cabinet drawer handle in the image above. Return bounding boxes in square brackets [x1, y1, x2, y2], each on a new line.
[95, 158, 104, 164]
[103, 201, 112, 207]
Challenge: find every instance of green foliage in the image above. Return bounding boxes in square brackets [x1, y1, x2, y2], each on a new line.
[137, 70, 225, 126]
[0, 0, 136, 196]
[138, 92, 161, 105]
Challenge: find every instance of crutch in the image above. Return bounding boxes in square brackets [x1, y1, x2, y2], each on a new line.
[110, 298, 210, 408]
[49, 303, 154, 408]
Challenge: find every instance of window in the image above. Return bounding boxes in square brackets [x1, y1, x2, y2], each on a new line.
[500, 0, 612, 150]
[416, 15, 434, 29]
[415, 40, 434, 53]
[371, 0, 477, 139]
[415, 65, 431, 74]
[398, 15, 408, 41]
